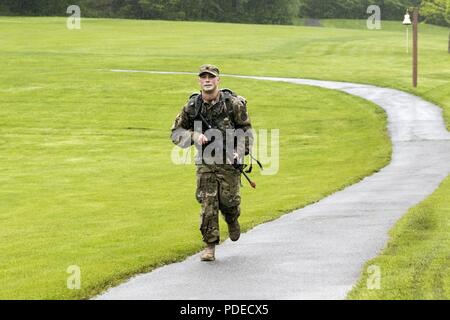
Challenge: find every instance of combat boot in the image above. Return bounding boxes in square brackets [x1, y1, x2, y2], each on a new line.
[200, 243, 215, 261]
[228, 219, 240, 241]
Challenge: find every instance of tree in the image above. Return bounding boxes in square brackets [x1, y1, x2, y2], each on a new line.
[298, 0, 422, 20]
[421, 0, 450, 26]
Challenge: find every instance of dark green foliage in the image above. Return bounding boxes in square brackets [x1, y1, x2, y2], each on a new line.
[420, 0, 450, 26]
[298, 0, 422, 20]
[0, 0, 73, 16]
[0, 0, 299, 24]
[0, 0, 447, 26]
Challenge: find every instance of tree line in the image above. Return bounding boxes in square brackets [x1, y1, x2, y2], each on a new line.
[0, 0, 448, 26]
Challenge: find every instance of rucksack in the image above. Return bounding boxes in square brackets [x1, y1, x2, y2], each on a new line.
[186, 88, 244, 127]
[186, 89, 263, 180]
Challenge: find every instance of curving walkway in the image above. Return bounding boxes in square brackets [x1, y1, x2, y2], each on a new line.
[97, 70, 450, 299]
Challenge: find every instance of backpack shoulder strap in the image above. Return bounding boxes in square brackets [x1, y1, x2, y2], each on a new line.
[186, 92, 202, 119]
[189, 92, 200, 100]
[221, 88, 237, 121]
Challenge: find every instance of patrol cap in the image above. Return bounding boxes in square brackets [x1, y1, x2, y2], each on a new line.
[198, 64, 220, 77]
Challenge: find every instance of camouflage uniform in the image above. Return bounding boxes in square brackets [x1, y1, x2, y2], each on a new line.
[171, 90, 253, 244]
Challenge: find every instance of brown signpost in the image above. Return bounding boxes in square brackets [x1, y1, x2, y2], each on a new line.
[412, 8, 418, 88]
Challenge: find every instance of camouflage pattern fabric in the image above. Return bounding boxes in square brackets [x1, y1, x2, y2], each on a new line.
[171, 90, 252, 163]
[196, 164, 241, 244]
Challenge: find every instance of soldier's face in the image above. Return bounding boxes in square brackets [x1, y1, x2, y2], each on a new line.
[199, 73, 219, 94]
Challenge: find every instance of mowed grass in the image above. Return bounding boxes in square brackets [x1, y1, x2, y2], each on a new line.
[0, 17, 392, 299]
[0, 16, 448, 299]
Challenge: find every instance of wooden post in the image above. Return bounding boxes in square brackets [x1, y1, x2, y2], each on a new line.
[412, 8, 418, 87]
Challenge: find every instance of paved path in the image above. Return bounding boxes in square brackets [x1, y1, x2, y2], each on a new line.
[97, 71, 450, 300]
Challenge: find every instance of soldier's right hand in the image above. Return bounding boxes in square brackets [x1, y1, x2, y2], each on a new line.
[198, 134, 209, 145]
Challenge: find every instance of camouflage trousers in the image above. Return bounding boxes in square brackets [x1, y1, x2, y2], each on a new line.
[196, 164, 241, 244]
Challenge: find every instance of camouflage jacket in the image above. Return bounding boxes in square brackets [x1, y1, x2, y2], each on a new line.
[171, 89, 253, 164]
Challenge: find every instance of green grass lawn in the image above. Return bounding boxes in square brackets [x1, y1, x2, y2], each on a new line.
[0, 17, 392, 299]
[0, 16, 448, 299]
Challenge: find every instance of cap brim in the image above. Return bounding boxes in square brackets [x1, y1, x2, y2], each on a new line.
[198, 71, 218, 77]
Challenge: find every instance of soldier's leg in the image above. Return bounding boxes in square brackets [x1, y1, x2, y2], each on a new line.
[217, 167, 241, 240]
[196, 170, 220, 244]
[221, 205, 240, 224]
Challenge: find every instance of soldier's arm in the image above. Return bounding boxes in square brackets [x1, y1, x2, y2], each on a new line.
[231, 95, 254, 157]
[170, 103, 201, 148]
